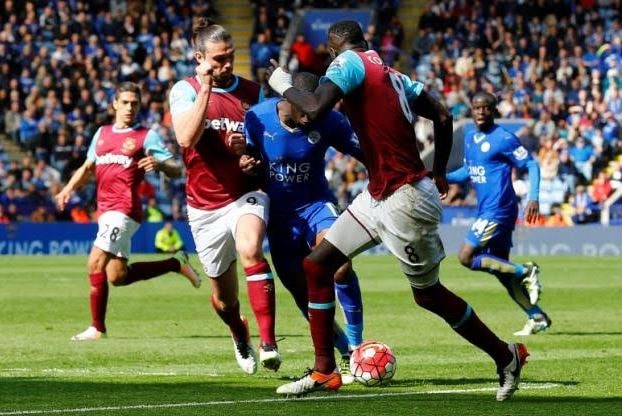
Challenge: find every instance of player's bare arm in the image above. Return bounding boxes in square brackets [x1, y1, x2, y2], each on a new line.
[172, 61, 213, 149]
[54, 159, 95, 211]
[137, 154, 182, 178]
[410, 90, 453, 198]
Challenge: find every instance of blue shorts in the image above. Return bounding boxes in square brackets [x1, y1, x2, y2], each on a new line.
[465, 218, 514, 259]
[268, 200, 339, 277]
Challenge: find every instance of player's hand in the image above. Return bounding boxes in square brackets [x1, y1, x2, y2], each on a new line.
[54, 190, 70, 211]
[431, 173, 449, 200]
[267, 58, 293, 96]
[226, 132, 247, 156]
[138, 152, 158, 173]
[524, 200, 540, 224]
[239, 154, 261, 176]
[196, 60, 213, 88]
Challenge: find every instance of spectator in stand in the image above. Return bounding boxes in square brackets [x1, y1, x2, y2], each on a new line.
[4, 100, 21, 143]
[571, 184, 598, 224]
[545, 203, 571, 227]
[250, 31, 280, 82]
[289, 34, 316, 74]
[591, 170, 613, 205]
[569, 136, 596, 182]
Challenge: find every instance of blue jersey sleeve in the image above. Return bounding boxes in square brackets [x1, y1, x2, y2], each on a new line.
[244, 108, 260, 150]
[327, 111, 364, 161]
[169, 80, 197, 117]
[501, 133, 531, 169]
[144, 130, 173, 162]
[447, 165, 470, 183]
[321, 50, 365, 94]
[86, 127, 102, 162]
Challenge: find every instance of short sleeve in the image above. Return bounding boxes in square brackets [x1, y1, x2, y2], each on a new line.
[398, 72, 424, 101]
[321, 50, 365, 95]
[169, 80, 197, 118]
[86, 127, 102, 162]
[143, 130, 173, 162]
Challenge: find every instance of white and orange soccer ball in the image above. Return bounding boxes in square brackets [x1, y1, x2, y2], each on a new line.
[349, 341, 397, 386]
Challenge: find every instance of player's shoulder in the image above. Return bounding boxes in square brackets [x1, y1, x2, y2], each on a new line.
[493, 124, 517, 140]
[169, 78, 197, 103]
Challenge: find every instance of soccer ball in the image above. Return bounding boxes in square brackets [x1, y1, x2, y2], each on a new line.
[349, 341, 397, 386]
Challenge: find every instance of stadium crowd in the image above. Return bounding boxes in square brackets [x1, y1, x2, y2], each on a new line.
[0, 0, 621, 225]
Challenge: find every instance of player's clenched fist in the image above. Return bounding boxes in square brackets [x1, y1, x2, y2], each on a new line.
[226, 132, 246, 156]
[196, 61, 213, 86]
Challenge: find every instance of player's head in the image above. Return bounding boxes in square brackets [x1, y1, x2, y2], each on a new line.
[113, 82, 141, 128]
[289, 72, 319, 128]
[327, 20, 367, 59]
[471, 91, 498, 131]
[192, 17, 235, 87]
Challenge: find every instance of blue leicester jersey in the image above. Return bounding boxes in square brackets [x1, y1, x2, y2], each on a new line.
[245, 98, 362, 213]
[460, 124, 532, 224]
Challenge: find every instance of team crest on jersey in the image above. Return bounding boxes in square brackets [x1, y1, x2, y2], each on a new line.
[513, 146, 528, 160]
[307, 130, 321, 144]
[473, 132, 487, 144]
[97, 139, 105, 147]
[121, 138, 137, 154]
[481, 142, 491, 152]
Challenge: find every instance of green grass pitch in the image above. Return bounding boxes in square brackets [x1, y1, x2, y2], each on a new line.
[0, 254, 621, 415]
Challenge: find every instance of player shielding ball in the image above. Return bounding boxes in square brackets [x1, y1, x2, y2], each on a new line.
[268, 20, 528, 401]
[55, 82, 201, 341]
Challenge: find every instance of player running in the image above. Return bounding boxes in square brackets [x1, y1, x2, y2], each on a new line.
[268, 20, 528, 401]
[168, 18, 278, 374]
[447, 91, 552, 336]
[243, 71, 365, 381]
[55, 82, 201, 341]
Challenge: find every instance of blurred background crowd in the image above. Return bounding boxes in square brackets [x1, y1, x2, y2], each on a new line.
[0, 0, 621, 226]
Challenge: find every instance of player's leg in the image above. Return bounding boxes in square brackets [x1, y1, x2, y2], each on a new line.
[115, 251, 201, 288]
[464, 228, 551, 334]
[382, 179, 527, 401]
[234, 191, 277, 368]
[268, 225, 352, 375]
[187, 204, 257, 374]
[310, 202, 364, 351]
[210, 263, 258, 374]
[71, 246, 113, 341]
[72, 210, 137, 340]
[461, 221, 540, 305]
[276, 192, 379, 395]
[333, 263, 363, 349]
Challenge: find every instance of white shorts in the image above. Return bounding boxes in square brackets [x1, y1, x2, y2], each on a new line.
[325, 177, 445, 288]
[187, 190, 269, 278]
[93, 211, 140, 259]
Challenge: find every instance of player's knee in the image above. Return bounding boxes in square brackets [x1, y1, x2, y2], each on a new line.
[412, 284, 440, 310]
[302, 257, 335, 286]
[457, 251, 472, 268]
[108, 270, 127, 286]
[235, 240, 263, 264]
[333, 262, 352, 284]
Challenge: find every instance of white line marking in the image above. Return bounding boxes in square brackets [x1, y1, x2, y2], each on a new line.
[0, 383, 562, 415]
